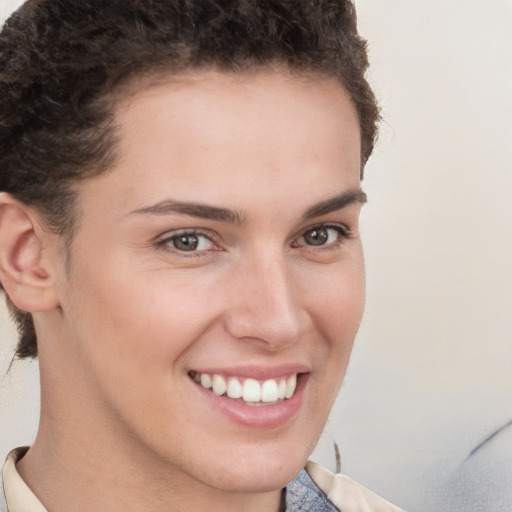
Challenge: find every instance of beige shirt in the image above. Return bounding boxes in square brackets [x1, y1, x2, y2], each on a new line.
[2, 447, 403, 512]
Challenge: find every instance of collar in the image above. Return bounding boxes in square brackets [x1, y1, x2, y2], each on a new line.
[300, 461, 404, 511]
[2, 448, 47, 512]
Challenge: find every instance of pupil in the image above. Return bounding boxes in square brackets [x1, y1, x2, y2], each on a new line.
[174, 234, 199, 251]
[305, 228, 328, 246]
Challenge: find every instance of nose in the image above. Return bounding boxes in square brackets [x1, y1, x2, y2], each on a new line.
[224, 251, 305, 350]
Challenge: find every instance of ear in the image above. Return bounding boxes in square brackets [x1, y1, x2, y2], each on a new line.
[0, 193, 60, 312]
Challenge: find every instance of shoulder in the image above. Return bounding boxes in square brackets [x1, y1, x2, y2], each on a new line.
[286, 461, 404, 512]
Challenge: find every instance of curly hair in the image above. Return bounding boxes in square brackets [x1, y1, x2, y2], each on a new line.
[0, 0, 379, 359]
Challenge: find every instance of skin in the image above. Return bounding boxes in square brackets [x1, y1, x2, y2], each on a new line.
[10, 69, 365, 512]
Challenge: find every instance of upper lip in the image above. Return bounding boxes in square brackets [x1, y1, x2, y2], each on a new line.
[190, 364, 310, 380]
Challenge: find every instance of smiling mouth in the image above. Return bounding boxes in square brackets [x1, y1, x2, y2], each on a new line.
[189, 371, 298, 406]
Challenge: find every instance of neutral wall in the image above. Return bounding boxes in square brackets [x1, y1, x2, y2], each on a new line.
[1, 1, 511, 511]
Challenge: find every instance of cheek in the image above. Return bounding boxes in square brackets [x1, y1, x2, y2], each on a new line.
[306, 250, 365, 343]
[77, 260, 236, 389]
[61, 266, 222, 437]
[303, 252, 365, 394]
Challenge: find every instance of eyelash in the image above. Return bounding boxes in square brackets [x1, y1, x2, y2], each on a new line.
[155, 223, 352, 256]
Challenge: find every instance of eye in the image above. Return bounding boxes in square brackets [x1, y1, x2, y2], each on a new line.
[157, 230, 217, 253]
[293, 225, 350, 248]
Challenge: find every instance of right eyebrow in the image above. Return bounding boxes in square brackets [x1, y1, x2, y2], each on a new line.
[128, 199, 247, 226]
[301, 189, 367, 221]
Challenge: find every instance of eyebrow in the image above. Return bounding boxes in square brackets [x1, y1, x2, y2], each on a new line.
[128, 188, 366, 224]
[129, 200, 247, 225]
[301, 189, 367, 220]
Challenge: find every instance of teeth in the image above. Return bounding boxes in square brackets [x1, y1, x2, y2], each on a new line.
[243, 378, 261, 402]
[227, 377, 243, 399]
[261, 379, 279, 402]
[200, 373, 212, 389]
[278, 379, 286, 400]
[193, 372, 299, 403]
[212, 374, 227, 396]
[285, 374, 297, 399]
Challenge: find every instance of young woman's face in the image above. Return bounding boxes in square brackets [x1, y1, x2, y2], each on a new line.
[52, 70, 365, 492]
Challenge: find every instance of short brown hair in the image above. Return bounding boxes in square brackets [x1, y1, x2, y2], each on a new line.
[0, 0, 379, 359]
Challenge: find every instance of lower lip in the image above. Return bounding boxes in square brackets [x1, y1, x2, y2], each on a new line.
[192, 375, 307, 429]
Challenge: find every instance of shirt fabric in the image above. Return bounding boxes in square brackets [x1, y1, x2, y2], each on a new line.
[2, 447, 403, 512]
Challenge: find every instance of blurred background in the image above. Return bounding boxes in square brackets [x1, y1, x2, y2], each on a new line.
[1, 1, 511, 511]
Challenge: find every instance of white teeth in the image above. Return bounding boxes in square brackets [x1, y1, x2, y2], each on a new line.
[200, 373, 212, 389]
[227, 377, 243, 399]
[194, 372, 299, 403]
[201, 373, 212, 389]
[285, 374, 297, 399]
[261, 379, 279, 402]
[278, 379, 286, 400]
[212, 374, 227, 396]
[243, 378, 261, 402]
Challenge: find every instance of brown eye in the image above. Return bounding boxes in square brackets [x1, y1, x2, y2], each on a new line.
[294, 225, 349, 248]
[157, 231, 216, 253]
[173, 234, 199, 251]
[303, 227, 329, 246]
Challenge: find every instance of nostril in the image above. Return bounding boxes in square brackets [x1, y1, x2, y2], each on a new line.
[224, 305, 302, 348]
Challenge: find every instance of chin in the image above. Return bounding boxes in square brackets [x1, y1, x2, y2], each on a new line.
[202, 457, 305, 493]
[184, 435, 315, 493]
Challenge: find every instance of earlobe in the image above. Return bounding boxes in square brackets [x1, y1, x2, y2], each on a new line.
[0, 193, 59, 312]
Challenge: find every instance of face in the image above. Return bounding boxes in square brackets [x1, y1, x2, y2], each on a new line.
[49, 70, 365, 493]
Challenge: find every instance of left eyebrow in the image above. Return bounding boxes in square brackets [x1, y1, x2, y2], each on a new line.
[301, 189, 367, 221]
[128, 199, 247, 225]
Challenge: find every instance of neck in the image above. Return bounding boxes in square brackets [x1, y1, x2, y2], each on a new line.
[17, 418, 284, 512]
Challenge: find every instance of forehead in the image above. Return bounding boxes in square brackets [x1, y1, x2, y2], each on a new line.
[114, 69, 360, 136]
[75, 69, 362, 224]
[117, 70, 359, 172]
